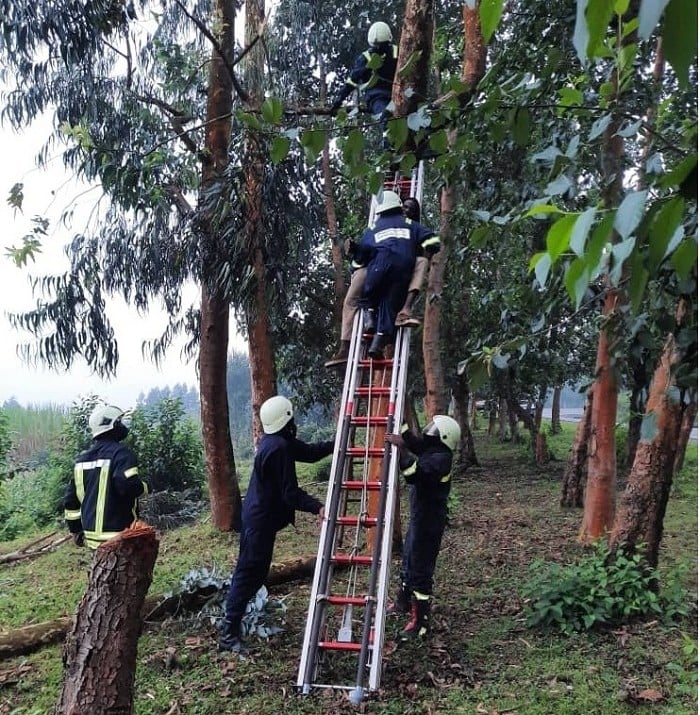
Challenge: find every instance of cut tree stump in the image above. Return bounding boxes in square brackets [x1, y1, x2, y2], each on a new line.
[0, 553, 318, 659]
[56, 522, 159, 715]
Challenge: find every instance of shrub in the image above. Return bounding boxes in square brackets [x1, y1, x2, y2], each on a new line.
[127, 397, 205, 492]
[522, 541, 690, 635]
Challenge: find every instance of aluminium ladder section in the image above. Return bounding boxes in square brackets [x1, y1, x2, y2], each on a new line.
[296, 316, 411, 699]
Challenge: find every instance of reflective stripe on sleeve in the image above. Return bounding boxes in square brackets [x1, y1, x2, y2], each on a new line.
[402, 462, 417, 477]
[421, 236, 441, 249]
[64, 509, 82, 521]
[124, 466, 139, 478]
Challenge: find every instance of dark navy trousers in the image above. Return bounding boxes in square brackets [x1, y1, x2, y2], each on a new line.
[361, 255, 413, 335]
[224, 526, 276, 632]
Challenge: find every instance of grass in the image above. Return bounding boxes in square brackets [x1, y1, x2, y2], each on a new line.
[0, 432, 696, 715]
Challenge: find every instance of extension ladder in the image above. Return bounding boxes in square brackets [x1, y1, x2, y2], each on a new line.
[296, 163, 424, 703]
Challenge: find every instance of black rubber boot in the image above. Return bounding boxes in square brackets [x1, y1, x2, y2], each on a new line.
[363, 309, 377, 335]
[324, 340, 350, 368]
[402, 594, 430, 639]
[368, 332, 388, 359]
[218, 618, 248, 654]
[387, 582, 411, 615]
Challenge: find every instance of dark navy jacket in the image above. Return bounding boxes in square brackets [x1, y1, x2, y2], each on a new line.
[242, 434, 334, 532]
[354, 212, 440, 270]
[400, 429, 453, 504]
[64, 437, 150, 549]
[335, 42, 398, 106]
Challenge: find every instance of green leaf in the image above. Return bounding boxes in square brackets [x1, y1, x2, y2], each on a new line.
[270, 135, 290, 165]
[671, 239, 698, 280]
[573, 0, 590, 63]
[589, 113, 612, 140]
[610, 237, 636, 285]
[663, 0, 698, 88]
[648, 196, 685, 273]
[368, 172, 383, 195]
[564, 257, 590, 308]
[512, 108, 531, 147]
[480, 0, 505, 43]
[546, 213, 578, 262]
[639, 0, 671, 40]
[397, 50, 422, 77]
[261, 97, 284, 124]
[470, 225, 491, 247]
[558, 86, 584, 108]
[524, 204, 563, 218]
[534, 253, 552, 288]
[658, 154, 698, 189]
[407, 105, 431, 132]
[237, 110, 262, 130]
[343, 129, 365, 165]
[585, 212, 614, 273]
[614, 190, 647, 239]
[299, 128, 327, 164]
[467, 358, 490, 390]
[628, 250, 649, 314]
[585, 0, 617, 58]
[570, 207, 597, 257]
[428, 129, 449, 154]
[386, 117, 409, 150]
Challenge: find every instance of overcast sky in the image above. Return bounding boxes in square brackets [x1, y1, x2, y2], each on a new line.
[0, 117, 225, 409]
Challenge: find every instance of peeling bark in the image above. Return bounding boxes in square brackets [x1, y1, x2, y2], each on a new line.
[561, 391, 592, 508]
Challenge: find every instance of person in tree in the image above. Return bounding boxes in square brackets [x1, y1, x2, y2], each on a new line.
[63, 404, 150, 550]
[219, 396, 333, 653]
[385, 415, 461, 639]
[325, 195, 435, 368]
[329, 21, 397, 134]
[354, 190, 439, 360]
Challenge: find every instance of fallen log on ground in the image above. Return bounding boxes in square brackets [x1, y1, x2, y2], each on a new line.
[0, 554, 317, 660]
[0, 533, 71, 565]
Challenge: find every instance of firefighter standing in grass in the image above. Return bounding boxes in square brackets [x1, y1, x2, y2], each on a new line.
[385, 415, 461, 638]
[63, 404, 149, 550]
[219, 396, 334, 653]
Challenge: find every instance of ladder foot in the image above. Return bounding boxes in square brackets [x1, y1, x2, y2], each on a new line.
[349, 686, 365, 705]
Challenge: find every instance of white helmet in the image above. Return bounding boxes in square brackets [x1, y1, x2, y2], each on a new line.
[89, 404, 125, 438]
[368, 21, 392, 46]
[423, 415, 461, 451]
[260, 395, 294, 434]
[375, 189, 402, 214]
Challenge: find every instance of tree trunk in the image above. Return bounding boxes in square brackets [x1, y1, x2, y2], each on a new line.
[392, 0, 434, 117]
[607, 333, 684, 567]
[550, 385, 562, 434]
[498, 397, 508, 440]
[243, 0, 277, 444]
[199, 0, 240, 532]
[535, 433, 550, 466]
[56, 524, 159, 714]
[625, 360, 648, 471]
[580, 290, 619, 541]
[579, 17, 632, 541]
[561, 390, 592, 508]
[673, 388, 697, 474]
[452, 370, 478, 468]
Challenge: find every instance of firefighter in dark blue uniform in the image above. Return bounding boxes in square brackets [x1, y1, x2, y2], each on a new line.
[349, 189, 440, 359]
[219, 396, 334, 653]
[330, 21, 397, 131]
[385, 415, 461, 638]
[63, 404, 149, 550]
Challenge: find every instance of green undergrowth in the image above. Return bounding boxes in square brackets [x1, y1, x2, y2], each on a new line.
[0, 434, 696, 715]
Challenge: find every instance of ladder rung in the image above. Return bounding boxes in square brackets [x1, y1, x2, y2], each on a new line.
[337, 516, 378, 527]
[342, 480, 382, 491]
[359, 358, 394, 367]
[355, 387, 391, 397]
[350, 416, 389, 426]
[326, 596, 367, 606]
[318, 640, 362, 652]
[346, 447, 385, 458]
[331, 554, 373, 566]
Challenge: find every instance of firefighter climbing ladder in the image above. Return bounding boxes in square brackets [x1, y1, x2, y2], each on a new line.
[296, 163, 424, 704]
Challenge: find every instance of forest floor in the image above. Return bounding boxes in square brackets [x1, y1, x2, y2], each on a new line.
[0, 426, 697, 715]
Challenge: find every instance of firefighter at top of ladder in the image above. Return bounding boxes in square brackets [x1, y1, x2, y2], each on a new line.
[325, 191, 440, 368]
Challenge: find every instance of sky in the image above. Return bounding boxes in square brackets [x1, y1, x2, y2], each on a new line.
[0, 117, 224, 409]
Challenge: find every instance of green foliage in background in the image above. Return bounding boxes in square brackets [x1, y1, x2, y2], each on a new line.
[522, 541, 690, 636]
[127, 397, 205, 493]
